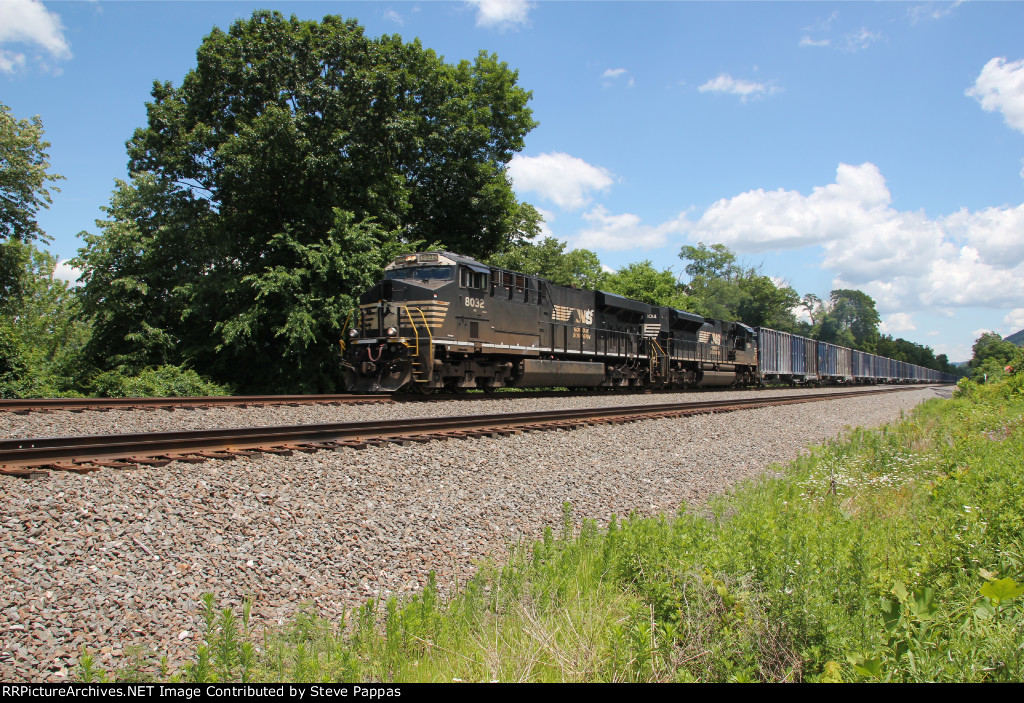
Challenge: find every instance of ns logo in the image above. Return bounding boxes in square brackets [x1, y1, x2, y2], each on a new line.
[553, 305, 594, 325]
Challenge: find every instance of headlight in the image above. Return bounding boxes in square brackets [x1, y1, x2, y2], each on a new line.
[347, 328, 360, 339]
[385, 326, 398, 338]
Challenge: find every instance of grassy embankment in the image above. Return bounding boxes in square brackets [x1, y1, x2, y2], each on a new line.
[84, 377, 1023, 683]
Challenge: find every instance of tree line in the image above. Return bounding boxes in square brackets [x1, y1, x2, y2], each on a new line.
[1, 11, 961, 398]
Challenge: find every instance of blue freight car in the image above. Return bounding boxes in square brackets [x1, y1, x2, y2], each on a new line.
[756, 328, 955, 385]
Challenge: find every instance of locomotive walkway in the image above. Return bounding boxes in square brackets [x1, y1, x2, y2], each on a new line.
[0, 386, 933, 477]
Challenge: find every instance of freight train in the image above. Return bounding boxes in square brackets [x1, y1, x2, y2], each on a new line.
[342, 251, 955, 392]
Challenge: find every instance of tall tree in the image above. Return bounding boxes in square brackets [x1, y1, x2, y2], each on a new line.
[1, 102, 64, 304]
[0, 102, 63, 245]
[0, 240, 87, 397]
[678, 242, 798, 327]
[604, 260, 689, 309]
[679, 242, 740, 280]
[78, 11, 539, 392]
[828, 289, 881, 351]
[966, 331, 1019, 382]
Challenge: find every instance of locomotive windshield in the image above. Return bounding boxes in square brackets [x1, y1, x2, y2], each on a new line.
[384, 265, 454, 282]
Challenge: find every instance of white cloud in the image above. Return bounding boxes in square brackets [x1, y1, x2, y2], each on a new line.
[383, 9, 404, 25]
[0, 50, 27, 73]
[573, 206, 689, 252]
[879, 312, 917, 335]
[842, 27, 882, 52]
[467, 0, 531, 30]
[799, 16, 883, 53]
[601, 68, 634, 88]
[52, 259, 82, 287]
[687, 162, 1024, 315]
[508, 152, 614, 210]
[692, 162, 892, 253]
[799, 37, 831, 48]
[1004, 308, 1024, 330]
[0, 0, 71, 73]
[698, 73, 779, 101]
[908, 2, 962, 24]
[943, 203, 1024, 266]
[967, 57, 1024, 134]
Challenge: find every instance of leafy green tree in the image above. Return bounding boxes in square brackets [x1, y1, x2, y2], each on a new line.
[800, 293, 824, 326]
[486, 236, 606, 289]
[77, 176, 406, 392]
[966, 331, 1020, 382]
[679, 242, 740, 280]
[828, 289, 881, 351]
[127, 11, 537, 259]
[0, 102, 64, 245]
[678, 242, 798, 327]
[603, 260, 689, 309]
[78, 11, 540, 393]
[734, 274, 800, 329]
[0, 240, 88, 397]
[0, 106, 85, 397]
[1, 102, 65, 303]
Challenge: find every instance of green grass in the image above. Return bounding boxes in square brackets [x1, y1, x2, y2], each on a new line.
[88, 377, 1024, 683]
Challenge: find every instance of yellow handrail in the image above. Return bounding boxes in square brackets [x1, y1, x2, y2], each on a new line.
[399, 305, 435, 383]
[338, 310, 353, 355]
[398, 305, 435, 355]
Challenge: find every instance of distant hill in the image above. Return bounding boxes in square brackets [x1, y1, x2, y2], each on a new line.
[1007, 329, 1024, 347]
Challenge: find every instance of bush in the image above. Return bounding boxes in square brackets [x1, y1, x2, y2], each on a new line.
[90, 365, 231, 397]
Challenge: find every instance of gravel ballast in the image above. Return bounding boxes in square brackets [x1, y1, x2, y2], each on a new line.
[0, 387, 940, 681]
[2, 385, 927, 439]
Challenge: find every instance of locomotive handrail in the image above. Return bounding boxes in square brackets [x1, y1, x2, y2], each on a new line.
[400, 305, 434, 384]
[338, 310, 353, 355]
[649, 337, 668, 380]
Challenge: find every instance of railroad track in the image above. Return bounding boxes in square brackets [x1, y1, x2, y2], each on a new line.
[0, 384, 948, 414]
[0, 394, 392, 413]
[0, 387, 802, 413]
[0, 386, 933, 478]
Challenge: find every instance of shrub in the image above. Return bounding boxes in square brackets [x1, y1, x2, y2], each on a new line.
[90, 365, 231, 397]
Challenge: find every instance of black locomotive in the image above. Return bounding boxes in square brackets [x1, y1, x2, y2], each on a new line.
[342, 251, 761, 392]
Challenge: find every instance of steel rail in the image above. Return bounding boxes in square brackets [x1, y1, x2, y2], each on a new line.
[0, 394, 392, 413]
[0, 383, 947, 413]
[0, 386, 932, 475]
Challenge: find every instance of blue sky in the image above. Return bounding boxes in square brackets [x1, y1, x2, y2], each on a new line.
[3, 1, 1024, 362]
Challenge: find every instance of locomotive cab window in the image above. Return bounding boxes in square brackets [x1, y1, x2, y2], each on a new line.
[460, 267, 488, 290]
[384, 265, 453, 282]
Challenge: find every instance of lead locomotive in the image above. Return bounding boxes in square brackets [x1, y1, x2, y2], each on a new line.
[342, 252, 759, 392]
